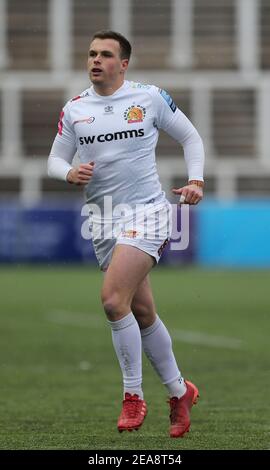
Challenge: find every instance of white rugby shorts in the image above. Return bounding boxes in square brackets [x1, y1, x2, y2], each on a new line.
[90, 200, 172, 271]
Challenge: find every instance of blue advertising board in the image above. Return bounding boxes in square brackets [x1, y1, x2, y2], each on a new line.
[0, 201, 194, 265]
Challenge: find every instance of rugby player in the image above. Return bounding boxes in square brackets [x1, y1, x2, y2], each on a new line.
[48, 30, 204, 437]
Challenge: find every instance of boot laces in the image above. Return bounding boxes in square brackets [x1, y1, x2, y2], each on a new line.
[123, 394, 141, 419]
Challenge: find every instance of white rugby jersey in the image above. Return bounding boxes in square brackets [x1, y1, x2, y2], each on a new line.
[48, 80, 204, 216]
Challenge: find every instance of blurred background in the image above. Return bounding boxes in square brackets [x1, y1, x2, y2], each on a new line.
[1, 1, 270, 451]
[1, 0, 270, 267]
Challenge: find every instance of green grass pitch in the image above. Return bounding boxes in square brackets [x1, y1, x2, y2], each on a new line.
[0, 265, 269, 450]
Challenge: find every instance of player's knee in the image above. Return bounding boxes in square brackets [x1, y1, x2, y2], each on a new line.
[132, 302, 156, 329]
[132, 302, 149, 318]
[101, 291, 129, 320]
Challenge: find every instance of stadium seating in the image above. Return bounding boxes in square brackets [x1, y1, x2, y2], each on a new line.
[0, 0, 270, 199]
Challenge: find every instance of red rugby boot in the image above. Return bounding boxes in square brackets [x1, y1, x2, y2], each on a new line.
[168, 380, 199, 438]
[118, 393, 147, 432]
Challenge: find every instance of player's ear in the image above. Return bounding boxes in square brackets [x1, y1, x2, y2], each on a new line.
[121, 59, 129, 73]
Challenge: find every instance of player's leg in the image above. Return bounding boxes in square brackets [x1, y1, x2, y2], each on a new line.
[130, 274, 156, 329]
[131, 275, 199, 438]
[131, 276, 186, 397]
[101, 244, 154, 431]
[101, 244, 155, 321]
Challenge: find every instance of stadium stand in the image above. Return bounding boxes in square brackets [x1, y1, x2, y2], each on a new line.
[0, 0, 270, 202]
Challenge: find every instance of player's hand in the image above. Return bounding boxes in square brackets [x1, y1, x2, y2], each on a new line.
[172, 184, 203, 205]
[67, 161, 95, 185]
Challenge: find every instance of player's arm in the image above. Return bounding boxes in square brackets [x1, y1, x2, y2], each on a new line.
[154, 88, 205, 205]
[48, 105, 95, 186]
[169, 115, 204, 205]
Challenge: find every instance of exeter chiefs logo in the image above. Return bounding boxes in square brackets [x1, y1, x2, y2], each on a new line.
[124, 105, 146, 123]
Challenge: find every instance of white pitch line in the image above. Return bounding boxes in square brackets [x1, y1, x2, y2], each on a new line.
[172, 329, 243, 350]
[47, 310, 243, 350]
[47, 310, 104, 328]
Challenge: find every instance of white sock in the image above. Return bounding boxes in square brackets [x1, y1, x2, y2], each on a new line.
[166, 377, 187, 398]
[141, 315, 186, 398]
[108, 312, 143, 399]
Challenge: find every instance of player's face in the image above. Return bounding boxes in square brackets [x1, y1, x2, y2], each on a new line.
[87, 38, 129, 86]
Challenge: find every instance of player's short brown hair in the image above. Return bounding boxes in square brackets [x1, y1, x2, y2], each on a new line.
[91, 30, 132, 60]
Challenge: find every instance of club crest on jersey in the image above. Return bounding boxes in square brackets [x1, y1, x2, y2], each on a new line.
[124, 105, 146, 123]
